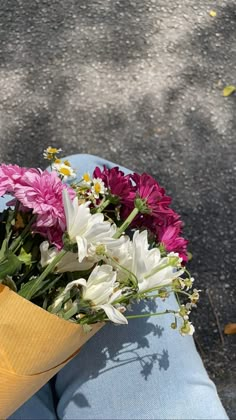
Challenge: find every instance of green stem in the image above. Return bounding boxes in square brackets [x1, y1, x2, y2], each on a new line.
[137, 284, 170, 295]
[172, 289, 191, 298]
[175, 292, 181, 308]
[144, 262, 171, 279]
[113, 207, 139, 239]
[184, 268, 192, 279]
[19, 249, 67, 300]
[123, 309, 177, 320]
[61, 304, 79, 320]
[108, 254, 138, 288]
[33, 274, 63, 298]
[96, 199, 111, 213]
[78, 309, 106, 325]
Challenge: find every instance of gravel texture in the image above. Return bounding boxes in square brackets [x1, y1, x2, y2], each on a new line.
[0, 1, 235, 417]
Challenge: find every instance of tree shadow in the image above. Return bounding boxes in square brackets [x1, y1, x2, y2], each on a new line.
[52, 299, 170, 410]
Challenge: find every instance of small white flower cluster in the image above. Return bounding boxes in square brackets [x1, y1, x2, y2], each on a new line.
[170, 277, 200, 336]
[78, 173, 108, 200]
[43, 147, 76, 181]
[39, 190, 197, 335]
[52, 160, 76, 181]
[43, 146, 62, 160]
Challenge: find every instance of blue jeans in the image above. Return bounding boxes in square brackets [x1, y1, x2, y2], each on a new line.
[5, 154, 228, 419]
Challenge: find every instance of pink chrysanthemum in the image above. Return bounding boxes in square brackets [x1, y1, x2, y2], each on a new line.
[37, 223, 65, 249]
[0, 164, 38, 196]
[0, 164, 76, 248]
[93, 166, 135, 205]
[14, 170, 75, 228]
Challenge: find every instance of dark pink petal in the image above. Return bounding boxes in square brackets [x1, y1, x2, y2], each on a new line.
[93, 166, 135, 205]
[131, 172, 172, 216]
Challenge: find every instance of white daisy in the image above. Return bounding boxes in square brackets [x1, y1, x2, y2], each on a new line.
[52, 161, 76, 181]
[91, 178, 107, 198]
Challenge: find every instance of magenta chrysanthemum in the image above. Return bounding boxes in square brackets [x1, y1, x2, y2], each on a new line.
[131, 173, 172, 216]
[157, 221, 188, 262]
[93, 166, 135, 205]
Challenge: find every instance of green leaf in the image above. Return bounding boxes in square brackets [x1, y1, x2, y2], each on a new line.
[33, 274, 63, 298]
[223, 85, 236, 97]
[18, 247, 32, 266]
[0, 252, 22, 278]
[0, 238, 9, 260]
[82, 324, 92, 333]
[18, 275, 38, 298]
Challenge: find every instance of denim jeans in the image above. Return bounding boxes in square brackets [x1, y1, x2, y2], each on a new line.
[5, 154, 228, 419]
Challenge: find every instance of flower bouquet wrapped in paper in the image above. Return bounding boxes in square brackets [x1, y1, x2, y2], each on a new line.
[0, 148, 199, 418]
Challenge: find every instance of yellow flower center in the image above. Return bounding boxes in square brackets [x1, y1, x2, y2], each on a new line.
[94, 182, 101, 194]
[96, 244, 106, 255]
[47, 147, 59, 154]
[54, 159, 61, 164]
[83, 173, 91, 182]
[60, 167, 71, 176]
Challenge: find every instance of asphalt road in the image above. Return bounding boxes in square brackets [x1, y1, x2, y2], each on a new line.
[0, 1, 235, 417]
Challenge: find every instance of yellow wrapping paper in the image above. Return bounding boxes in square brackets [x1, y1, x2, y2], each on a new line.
[0, 284, 103, 418]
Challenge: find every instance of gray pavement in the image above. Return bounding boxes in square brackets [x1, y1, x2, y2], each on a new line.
[0, 1, 235, 417]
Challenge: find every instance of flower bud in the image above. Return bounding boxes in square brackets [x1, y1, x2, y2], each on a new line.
[134, 198, 150, 214]
[180, 321, 195, 336]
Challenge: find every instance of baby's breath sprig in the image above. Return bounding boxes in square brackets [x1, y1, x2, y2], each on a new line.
[52, 160, 76, 181]
[43, 146, 62, 161]
[43, 146, 77, 181]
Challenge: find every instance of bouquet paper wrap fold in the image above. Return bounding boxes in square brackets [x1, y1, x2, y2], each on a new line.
[0, 284, 103, 418]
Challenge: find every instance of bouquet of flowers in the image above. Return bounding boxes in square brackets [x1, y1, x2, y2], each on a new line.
[0, 147, 199, 417]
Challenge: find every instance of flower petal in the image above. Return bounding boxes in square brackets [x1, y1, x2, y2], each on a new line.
[62, 189, 75, 233]
[99, 304, 128, 324]
[76, 235, 88, 262]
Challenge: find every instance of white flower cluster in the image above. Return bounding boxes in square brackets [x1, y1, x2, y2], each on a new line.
[40, 190, 196, 334]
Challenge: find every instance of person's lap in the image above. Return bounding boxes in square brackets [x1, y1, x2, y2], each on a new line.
[7, 154, 228, 420]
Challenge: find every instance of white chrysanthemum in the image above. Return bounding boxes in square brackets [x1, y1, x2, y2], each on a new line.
[57, 252, 95, 272]
[63, 189, 122, 263]
[40, 241, 58, 268]
[130, 230, 184, 293]
[106, 236, 133, 281]
[69, 265, 128, 324]
[40, 241, 94, 272]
